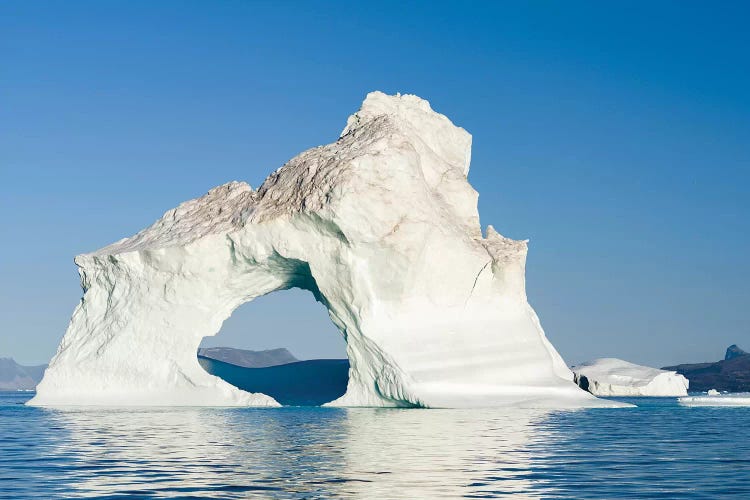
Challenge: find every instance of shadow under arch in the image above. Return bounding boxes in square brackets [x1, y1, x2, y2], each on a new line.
[197, 255, 351, 406]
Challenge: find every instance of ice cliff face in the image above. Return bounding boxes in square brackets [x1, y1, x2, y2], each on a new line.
[30, 92, 609, 408]
[572, 358, 689, 397]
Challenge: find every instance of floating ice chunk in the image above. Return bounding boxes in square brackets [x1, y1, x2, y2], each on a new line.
[572, 358, 689, 396]
[679, 393, 750, 406]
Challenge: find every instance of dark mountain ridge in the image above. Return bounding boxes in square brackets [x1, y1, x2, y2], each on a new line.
[725, 344, 746, 361]
[663, 345, 750, 392]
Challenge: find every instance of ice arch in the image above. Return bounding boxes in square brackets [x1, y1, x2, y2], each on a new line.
[197, 289, 350, 406]
[31, 92, 611, 408]
[198, 287, 346, 362]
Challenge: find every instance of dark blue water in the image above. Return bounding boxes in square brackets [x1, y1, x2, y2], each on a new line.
[197, 356, 349, 406]
[1, 392, 749, 499]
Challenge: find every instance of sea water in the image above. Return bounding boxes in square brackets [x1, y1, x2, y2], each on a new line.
[1, 391, 748, 499]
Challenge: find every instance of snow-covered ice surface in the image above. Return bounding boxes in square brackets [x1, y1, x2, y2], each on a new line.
[679, 392, 750, 406]
[572, 358, 689, 397]
[30, 92, 619, 408]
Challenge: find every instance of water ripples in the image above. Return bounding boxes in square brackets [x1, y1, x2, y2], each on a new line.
[1, 393, 748, 498]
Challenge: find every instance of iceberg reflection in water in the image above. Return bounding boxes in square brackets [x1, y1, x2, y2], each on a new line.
[1, 392, 749, 498]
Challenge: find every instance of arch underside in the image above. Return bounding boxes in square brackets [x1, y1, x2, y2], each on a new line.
[197, 255, 354, 407]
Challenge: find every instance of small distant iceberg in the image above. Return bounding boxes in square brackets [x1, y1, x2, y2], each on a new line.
[571, 358, 689, 396]
[679, 392, 750, 406]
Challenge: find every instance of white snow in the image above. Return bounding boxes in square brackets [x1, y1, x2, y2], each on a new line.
[571, 358, 689, 397]
[29, 91, 620, 408]
[679, 393, 750, 406]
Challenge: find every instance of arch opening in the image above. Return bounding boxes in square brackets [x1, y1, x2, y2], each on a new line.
[197, 273, 350, 406]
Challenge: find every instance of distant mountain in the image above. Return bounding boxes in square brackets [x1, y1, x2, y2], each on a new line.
[0, 358, 47, 390]
[725, 344, 746, 361]
[663, 345, 750, 392]
[197, 347, 298, 368]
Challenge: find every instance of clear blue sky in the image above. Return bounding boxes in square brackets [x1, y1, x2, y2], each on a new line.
[1, 1, 748, 367]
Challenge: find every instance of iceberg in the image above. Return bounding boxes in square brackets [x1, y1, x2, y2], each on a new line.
[30, 92, 616, 408]
[572, 358, 689, 396]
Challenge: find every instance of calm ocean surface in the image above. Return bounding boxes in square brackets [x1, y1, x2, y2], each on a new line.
[1, 391, 748, 499]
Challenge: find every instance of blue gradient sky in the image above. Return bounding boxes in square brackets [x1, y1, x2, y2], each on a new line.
[2, 1, 748, 367]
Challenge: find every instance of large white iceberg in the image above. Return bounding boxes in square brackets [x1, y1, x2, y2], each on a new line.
[572, 358, 689, 396]
[30, 92, 616, 408]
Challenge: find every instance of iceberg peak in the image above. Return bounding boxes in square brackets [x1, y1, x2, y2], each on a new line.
[341, 91, 472, 178]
